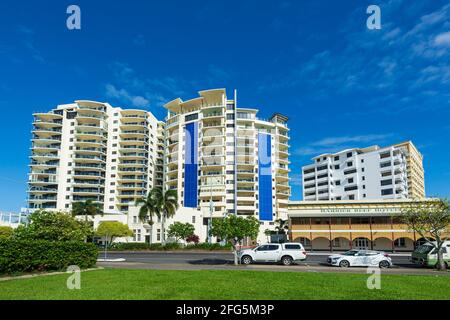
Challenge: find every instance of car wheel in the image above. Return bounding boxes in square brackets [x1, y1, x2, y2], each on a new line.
[241, 255, 252, 265]
[379, 260, 390, 269]
[281, 256, 293, 266]
[339, 260, 350, 268]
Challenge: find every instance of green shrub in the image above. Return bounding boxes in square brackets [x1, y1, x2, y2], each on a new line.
[110, 242, 163, 251]
[0, 226, 13, 239]
[0, 240, 98, 274]
[185, 243, 233, 251]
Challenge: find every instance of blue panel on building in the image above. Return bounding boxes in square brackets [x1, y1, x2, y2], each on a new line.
[184, 122, 198, 208]
[258, 133, 273, 221]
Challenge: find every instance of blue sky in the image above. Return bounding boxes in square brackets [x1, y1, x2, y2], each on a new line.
[0, 0, 449, 211]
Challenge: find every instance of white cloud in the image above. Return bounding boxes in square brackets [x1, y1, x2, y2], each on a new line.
[434, 32, 450, 47]
[311, 134, 393, 147]
[105, 84, 149, 108]
[295, 134, 394, 156]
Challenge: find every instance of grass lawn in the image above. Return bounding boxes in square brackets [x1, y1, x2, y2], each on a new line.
[0, 268, 449, 300]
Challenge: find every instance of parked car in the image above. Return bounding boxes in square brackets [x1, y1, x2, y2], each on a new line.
[411, 241, 450, 269]
[239, 243, 307, 266]
[327, 250, 392, 268]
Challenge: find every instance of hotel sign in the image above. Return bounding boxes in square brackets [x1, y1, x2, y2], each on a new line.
[320, 208, 402, 215]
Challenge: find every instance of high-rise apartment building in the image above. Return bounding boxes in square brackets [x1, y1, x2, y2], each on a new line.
[163, 89, 290, 234]
[28, 100, 164, 213]
[302, 141, 425, 201]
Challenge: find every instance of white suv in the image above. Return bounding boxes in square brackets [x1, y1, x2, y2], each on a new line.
[239, 243, 307, 266]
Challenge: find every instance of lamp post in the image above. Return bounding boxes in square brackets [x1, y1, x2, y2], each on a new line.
[208, 183, 213, 244]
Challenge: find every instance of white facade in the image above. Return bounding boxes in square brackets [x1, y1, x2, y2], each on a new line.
[28, 100, 164, 214]
[302, 145, 409, 201]
[163, 89, 290, 243]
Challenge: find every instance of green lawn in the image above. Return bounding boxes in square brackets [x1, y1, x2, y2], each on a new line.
[0, 268, 449, 300]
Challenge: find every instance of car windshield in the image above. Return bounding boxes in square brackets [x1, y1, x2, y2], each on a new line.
[414, 245, 434, 254]
[342, 250, 359, 256]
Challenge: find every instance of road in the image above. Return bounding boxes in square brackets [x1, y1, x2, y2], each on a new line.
[95, 251, 450, 276]
[99, 251, 413, 267]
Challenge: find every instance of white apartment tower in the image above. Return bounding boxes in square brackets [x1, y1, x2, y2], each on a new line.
[302, 144, 414, 201]
[28, 100, 164, 213]
[163, 89, 290, 235]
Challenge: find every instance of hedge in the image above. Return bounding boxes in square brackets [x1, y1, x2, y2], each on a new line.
[109, 242, 233, 251]
[0, 240, 98, 274]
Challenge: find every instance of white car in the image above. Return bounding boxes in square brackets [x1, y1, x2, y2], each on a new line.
[239, 243, 307, 266]
[327, 250, 392, 268]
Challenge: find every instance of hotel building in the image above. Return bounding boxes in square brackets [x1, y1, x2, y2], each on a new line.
[28, 100, 164, 213]
[302, 141, 425, 201]
[288, 199, 448, 252]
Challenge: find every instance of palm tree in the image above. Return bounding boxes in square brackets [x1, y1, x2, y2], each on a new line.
[71, 200, 103, 222]
[151, 188, 179, 244]
[135, 191, 160, 245]
[275, 218, 289, 235]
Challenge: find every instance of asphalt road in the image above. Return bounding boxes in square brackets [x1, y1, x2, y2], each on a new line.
[97, 251, 450, 275]
[99, 251, 413, 267]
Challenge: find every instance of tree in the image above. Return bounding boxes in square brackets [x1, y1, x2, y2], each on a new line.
[95, 221, 133, 260]
[135, 191, 159, 244]
[151, 188, 179, 244]
[210, 215, 260, 265]
[167, 222, 195, 243]
[13, 210, 92, 242]
[72, 200, 103, 222]
[401, 198, 450, 270]
[0, 226, 13, 239]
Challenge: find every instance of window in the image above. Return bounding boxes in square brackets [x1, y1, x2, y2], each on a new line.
[192, 216, 196, 224]
[334, 156, 340, 161]
[348, 178, 354, 183]
[349, 194, 355, 200]
[332, 238, 340, 247]
[361, 168, 365, 172]
[362, 176, 365, 181]
[284, 244, 301, 250]
[226, 114, 235, 120]
[381, 188, 393, 196]
[185, 113, 198, 121]
[380, 161, 391, 168]
[347, 161, 353, 167]
[335, 180, 341, 186]
[394, 238, 406, 247]
[334, 164, 340, 169]
[347, 152, 352, 158]
[381, 179, 393, 186]
[380, 152, 391, 159]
